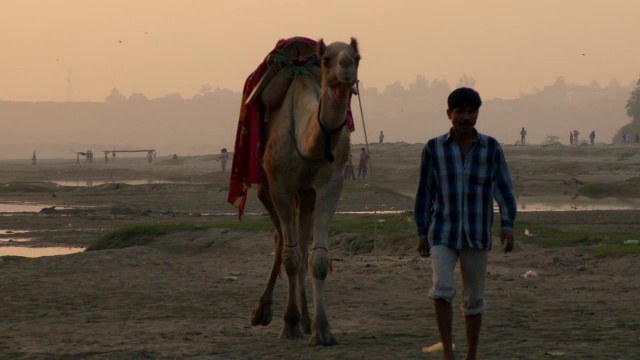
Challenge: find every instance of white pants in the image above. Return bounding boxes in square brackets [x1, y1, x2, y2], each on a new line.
[428, 244, 488, 316]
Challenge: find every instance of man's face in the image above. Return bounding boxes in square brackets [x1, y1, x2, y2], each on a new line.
[447, 105, 478, 137]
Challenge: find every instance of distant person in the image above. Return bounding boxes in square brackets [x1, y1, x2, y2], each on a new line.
[624, 132, 630, 143]
[589, 130, 596, 146]
[76, 153, 80, 164]
[520, 127, 527, 145]
[343, 153, 355, 180]
[569, 131, 574, 145]
[357, 147, 369, 179]
[379, 131, 385, 144]
[172, 154, 178, 160]
[573, 130, 580, 145]
[636, 133, 640, 143]
[104, 152, 109, 164]
[147, 150, 154, 163]
[112, 151, 116, 161]
[31, 151, 37, 165]
[217, 148, 229, 172]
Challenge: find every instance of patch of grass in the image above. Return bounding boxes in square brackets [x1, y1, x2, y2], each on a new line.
[578, 177, 640, 198]
[502, 222, 639, 257]
[330, 214, 415, 238]
[86, 219, 275, 251]
[86, 223, 213, 251]
[0, 182, 58, 193]
[592, 245, 640, 258]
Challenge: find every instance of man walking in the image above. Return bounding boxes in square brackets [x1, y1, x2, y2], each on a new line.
[414, 87, 517, 360]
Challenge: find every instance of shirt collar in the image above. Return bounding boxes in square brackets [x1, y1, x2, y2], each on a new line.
[444, 128, 487, 146]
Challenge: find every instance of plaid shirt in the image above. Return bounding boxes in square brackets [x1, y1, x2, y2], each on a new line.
[414, 130, 517, 250]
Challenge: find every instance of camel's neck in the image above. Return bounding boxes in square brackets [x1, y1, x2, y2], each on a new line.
[300, 85, 350, 162]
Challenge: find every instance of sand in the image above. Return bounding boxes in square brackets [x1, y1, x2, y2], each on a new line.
[0, 143, 639, 359]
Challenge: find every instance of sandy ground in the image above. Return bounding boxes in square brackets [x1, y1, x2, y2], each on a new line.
[1, 143, 639, 359]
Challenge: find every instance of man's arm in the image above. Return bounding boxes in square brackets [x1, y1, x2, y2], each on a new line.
[493, 143, 517, 251]
[415, 143, 435, 255]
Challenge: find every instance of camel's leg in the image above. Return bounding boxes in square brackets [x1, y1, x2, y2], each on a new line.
[270, 184, 305, 340]
[251, 183, 283, 327]
[308, 179, 342, 346]
[297, 189, 316, 334]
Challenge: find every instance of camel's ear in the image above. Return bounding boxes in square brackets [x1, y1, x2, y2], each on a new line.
[317, 39, 326, 58]
[350, 37, 359, 53]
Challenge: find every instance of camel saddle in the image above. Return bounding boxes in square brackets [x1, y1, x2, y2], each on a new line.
[245, 39, 321, 108]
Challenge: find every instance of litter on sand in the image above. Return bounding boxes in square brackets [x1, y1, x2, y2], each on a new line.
[421, 342, 455, 353]
[545, 350, 566, 356]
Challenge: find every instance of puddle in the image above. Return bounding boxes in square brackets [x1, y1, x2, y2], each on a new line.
[0, 246, 85, 257]
[52, 180, 203, 187]
[513, 197, 640, 212]
[0, 203, 74, 213]
[0, 230, 29, 235]
[0, 238, 31, 243]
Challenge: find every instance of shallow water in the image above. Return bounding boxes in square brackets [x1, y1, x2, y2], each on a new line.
[51, 180, 203, 187]
[0, 202, 83, 213]
[0, 246, 84, 257]
[513, 196, 640, 212]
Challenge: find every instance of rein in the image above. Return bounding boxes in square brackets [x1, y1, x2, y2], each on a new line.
[279, 55, 347, 164]
[317, 99, 347, 163]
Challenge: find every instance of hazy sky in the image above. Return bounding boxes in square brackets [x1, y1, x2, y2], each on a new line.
[2, 0, 639, 102]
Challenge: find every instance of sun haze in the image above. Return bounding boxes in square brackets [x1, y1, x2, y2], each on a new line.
[1, 0, 639, 102]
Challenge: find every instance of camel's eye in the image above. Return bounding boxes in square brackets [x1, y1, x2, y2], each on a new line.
[322, 56, 331, 65]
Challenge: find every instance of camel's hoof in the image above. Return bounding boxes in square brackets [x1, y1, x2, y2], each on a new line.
[309, 330, 338, 346]
[301, 317, 312, 335]
[278, 324, 305, 340]
[250, 302, 272, 327]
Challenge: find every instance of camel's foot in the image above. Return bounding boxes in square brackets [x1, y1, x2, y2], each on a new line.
[309, 327, 338, 346]
[278, 322, 305, 340]
[250, 300, 273, 327]
[301, 313, 312, 335]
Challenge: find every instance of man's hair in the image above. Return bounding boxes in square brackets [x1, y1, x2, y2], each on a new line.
[447, 87, 482, 110]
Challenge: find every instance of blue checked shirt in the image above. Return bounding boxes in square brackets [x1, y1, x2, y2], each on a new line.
[414, 130, 517, 250]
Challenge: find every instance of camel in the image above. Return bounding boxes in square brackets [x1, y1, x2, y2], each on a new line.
[250, 38, 360, 346]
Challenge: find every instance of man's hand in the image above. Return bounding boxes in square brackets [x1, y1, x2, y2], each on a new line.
[416, 237, 430, 257]
[500, 228, 515, 253]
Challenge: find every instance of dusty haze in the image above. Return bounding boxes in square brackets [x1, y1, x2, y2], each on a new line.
[1, 1, 639, 158]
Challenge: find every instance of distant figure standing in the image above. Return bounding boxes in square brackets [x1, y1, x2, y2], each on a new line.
[357, 147, 369, 179]
[379, 131, 385, 144]
[343, 153, 355, 180]
[104, 152, 109, 164]
[569, 131, 574, 145]
[76, 153, 80, 164]
[636, 133, 640, 143]
[520, 127, 527, 145]
[31, 151, 37, 165]
[589, 131, 596, 146]
[573, 130, 580, 145]
[218, 148, 229, 172]
[172, 154, 178, 160]
[623, 132, 630, 143]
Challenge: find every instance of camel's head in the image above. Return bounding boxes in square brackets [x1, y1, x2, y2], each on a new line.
[317, 38, 360, 97]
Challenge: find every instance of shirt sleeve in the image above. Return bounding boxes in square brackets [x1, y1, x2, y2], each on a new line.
[492, 143, 517, 229]
[415, 142, 436, 238]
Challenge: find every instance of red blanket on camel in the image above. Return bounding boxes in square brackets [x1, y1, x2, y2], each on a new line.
[227, 36, 355, 219]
